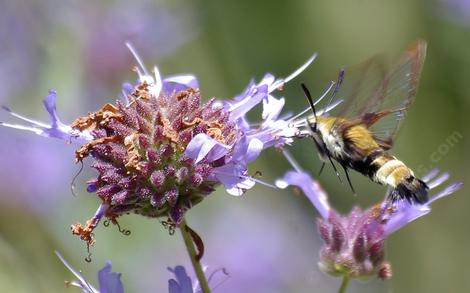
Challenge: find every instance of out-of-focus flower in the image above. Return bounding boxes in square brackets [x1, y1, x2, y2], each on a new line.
[168, 265, 229, 293]
[56, 251, 124, 293]
[73, 0, 197, 100]
[1, 48, 316, 244]
[276, 166, 462, 280]
[168, 266, 193, 293]
[0, 0, 46, 101]
[437, 0, 470, 25]
[57, 252, 229, 293]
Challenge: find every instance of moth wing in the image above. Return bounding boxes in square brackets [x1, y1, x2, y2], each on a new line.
[331, 40, 427, 149]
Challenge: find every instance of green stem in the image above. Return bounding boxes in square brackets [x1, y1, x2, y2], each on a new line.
[338, 274, 350, 293]
[180, 218, 211, 293]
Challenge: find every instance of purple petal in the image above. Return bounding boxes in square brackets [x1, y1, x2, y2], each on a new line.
[1, 91, 93, 142]
[429, 182, 463, 204]
[243, 138, 263, 163]
[384, 204, 430, 236]
[276, 170, 330, 219]
[212, 164, 255, 196]
[228, 85, 268, 121]
[152, 66, 163, 98]
[262, 95, 285, 121]
[212, 164, 246, 186]
[98, 262, 124, 293]
[421, 168, 440, 182]
[42, 90, 60, 127]
[121, 82, 134, 103]
[184, 133, 230, 164]
[231, 136, 263, 163]
[163, 74, 199, 94]
[249, 119, 296, 148]
[427, 172, 450, 189]
[258, 74, 276, 87]
[233, 79, 255, 101]
[122, 82, 133, 95]
[167, 266, 193, 293]
[384, 181, 462, 235]
[94, 203, 110, 219]
[168, 279, 181, 293]
[225, 178, 256, 196]
[87, 180, 99, 193]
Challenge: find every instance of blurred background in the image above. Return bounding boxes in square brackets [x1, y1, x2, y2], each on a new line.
[0, 0, 468, 292]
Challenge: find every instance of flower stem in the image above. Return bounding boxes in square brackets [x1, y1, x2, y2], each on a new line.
[180, 218, 211, 293]
[338, 275, 350, 293]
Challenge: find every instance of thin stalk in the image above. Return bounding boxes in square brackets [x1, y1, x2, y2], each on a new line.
[338, 275, 350, 293]
[180, 218, 210, 293]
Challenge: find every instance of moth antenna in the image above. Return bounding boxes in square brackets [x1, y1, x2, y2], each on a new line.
[301, 83, 317, 119]
[325, 69, 345, 112]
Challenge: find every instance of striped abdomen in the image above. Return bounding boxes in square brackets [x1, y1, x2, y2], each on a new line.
[370, 153, 428, 204]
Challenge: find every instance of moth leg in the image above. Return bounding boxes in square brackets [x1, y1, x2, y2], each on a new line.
[328, 155, 343, 184]
[318, 162, 326, 176]
[342, 164, 356, 195]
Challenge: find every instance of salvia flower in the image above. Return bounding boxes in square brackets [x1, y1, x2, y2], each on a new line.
[57, 252, 228, 293]
[168, 265, 229, 293]
[1, 46, 317, 244]
[276, 167, 462, 280]
[56, 251, 124, 293]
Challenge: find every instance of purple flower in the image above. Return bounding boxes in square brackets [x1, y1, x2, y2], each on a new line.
[57, 252, 228, 293]
[1, 47, 317, 243]
[56, 251, 124, 293]
[276, 167, 462, 279]
[168, 265, 229, 293]
[437, 0, 470, 25]
[0, 1, 47, 101]
[168, 266, 193, 293]
[0, 91, 93, 142]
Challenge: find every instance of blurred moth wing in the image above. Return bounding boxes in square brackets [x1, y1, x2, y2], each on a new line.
[299, 40, 429, 204]
[333, 40, 427, 148]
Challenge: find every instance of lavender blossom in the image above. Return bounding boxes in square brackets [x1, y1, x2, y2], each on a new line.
[168, 266, 193, 293]
[276, 168, 462, 280]
[1, 47, 316, 244]
[56, 251, 124, 293]
[57, 252, 227, 293]
[437, 0, 470, 25]
[168, 265, 228, 293]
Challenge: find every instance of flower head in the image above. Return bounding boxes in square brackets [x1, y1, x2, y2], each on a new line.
[276, 167, 462, 280]
[1, 47, 316, 244]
